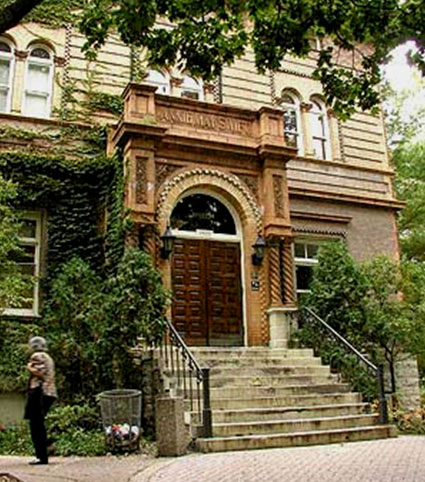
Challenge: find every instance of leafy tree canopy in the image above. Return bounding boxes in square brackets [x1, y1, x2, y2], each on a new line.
[1, 0, 425, 118]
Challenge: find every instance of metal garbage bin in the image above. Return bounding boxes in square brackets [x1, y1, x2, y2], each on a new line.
[98, 389, 142, 450]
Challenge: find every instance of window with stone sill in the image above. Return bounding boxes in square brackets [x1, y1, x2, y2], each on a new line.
[310, 97, 331, 161]
[3, 213, 42, 317]
[22, 45, 54, 119]
[294, 241, 319, 294]
[180, 75, 203, 101]
[281, 90, 303, 155]
[145, 69, 170, 94]
[0, 38, 15, 113]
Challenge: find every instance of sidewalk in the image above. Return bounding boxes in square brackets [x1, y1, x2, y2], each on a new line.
[0, 454, 159, 482]
[2, 436, 425, 482]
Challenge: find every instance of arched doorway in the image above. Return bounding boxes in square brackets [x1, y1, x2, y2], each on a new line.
[169, 192, 244, 346]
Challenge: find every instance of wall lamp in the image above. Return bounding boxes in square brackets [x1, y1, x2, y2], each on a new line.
[252, 233, 266, 266]
[160, 225, 176, 259]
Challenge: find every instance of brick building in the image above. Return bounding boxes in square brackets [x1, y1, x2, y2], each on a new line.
[0, 21, 402, 348]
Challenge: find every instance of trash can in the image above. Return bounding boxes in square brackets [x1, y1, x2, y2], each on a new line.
[98, 389, 142, 450]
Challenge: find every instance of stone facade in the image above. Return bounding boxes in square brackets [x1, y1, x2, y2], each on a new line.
[0, 22, 404, 348]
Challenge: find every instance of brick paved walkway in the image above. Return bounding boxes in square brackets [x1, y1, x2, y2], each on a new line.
[134, 436, 425, 482]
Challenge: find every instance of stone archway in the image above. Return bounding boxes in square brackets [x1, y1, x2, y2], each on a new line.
[156, 167, 265, 346]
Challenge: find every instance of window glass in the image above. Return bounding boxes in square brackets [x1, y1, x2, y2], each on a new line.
[23, 46, 53, 118]
[146, 70, 169, 94]
[181, 76, 202, 100]
[294, 242, 320, 293]
[4, 213, 41, 316]
[281, 90, 302, 153]
[170, 194, 236, 234]
[0, 41, 11, 53]
[0, 39, 13, 113]
[310, 98, 329, 160]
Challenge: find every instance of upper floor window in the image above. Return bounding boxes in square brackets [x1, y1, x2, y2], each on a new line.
[146, 69, 170, 94]
[181, 75, 203, 100]
[4, 212, 42, 317]
[281, 90, 303, 155]
[22, 45, 54, 118]
[294, 241, 319, 294]
[0, 39, 14, 113]
[310, 97, 330, 160]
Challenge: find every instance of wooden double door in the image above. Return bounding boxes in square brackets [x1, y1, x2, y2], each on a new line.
[171, 238, 244, 346]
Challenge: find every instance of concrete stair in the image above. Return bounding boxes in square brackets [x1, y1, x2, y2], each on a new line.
[168, 347, 396, 453]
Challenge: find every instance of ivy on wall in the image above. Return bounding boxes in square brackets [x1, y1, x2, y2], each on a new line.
[23, 0, 84, 28]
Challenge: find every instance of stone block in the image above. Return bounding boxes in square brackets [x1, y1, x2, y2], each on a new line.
[155, 396, 189, 457]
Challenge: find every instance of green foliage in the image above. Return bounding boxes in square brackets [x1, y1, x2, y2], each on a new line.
[46, 403, 107, 456]
[0, 175, 30, 311]
[87, 92, 124, 116]
[74, 0, 425, 117]
[103, 249, 170, 386]
[44, 250, 169, 401]
[0, 422, 33, 455]
[0, 403, 107, 456]
[23, 0, 84, 28]
[0, 320, 40, 392]
[298, 241, 425, 396]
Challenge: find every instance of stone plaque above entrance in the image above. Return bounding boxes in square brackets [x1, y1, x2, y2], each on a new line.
[156, 106, 252, 136]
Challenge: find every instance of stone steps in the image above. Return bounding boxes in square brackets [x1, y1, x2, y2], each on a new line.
[207, 374, 339, 388]
[163, 346, 395, 453]
[196, 425, 396, 453]
[212, 414, 380, 437]
[206, 392, 362, 411]
[187, 402, 371, 424]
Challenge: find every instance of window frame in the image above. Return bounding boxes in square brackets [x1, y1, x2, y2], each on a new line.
[180, 75, 204, 101]
[22, 44, 54, 119]
[310, 97, 331, 160]
[294, 240, 320, 295]
[0, 37, 15, 114]
[3, 212, 42, 317]
[145, 69, 170, 95]
[281, 90, 303, 155]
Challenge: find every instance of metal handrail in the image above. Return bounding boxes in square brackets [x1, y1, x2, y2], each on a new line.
[300, 307, 388, 424]
[158, 319, 212, 438]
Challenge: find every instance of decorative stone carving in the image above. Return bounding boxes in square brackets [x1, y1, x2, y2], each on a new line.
[155, 162, 181, 189]
[236, 173, 259, 202]
[54, 56, 66, 67]
[156, 167, 262, 231]
[15, 50, 28, 60]
[300, 102, 313, 112]
[273, 175, 284, 218]
[281, 240, 295, 304]
[268, 238, 282, 307]
[135, 157, 147, 204]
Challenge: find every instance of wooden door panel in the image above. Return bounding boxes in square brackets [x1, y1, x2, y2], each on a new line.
[172, 238, 243, 346]
[171, 239, 206, 344]
[206, 241, 243, 346]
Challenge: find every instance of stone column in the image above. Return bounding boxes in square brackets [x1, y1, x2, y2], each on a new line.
[280, 238, 296, 305]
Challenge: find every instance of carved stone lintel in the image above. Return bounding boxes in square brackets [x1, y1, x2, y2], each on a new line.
[273, 175, 284, 218]
[15, 50, 28, 60]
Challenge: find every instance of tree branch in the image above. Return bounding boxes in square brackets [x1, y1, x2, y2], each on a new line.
[0, 0, 45, 35]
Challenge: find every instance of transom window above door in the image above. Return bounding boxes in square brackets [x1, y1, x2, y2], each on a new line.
[170, 194, 236, 235]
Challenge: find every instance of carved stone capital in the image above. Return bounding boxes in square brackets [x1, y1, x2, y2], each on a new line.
[15, 50, 28, 60]
[203, 82, 215, 94]
[170, 77, 183, 87]
[300, 102, 313, 112]
[54, 56, 66, 67]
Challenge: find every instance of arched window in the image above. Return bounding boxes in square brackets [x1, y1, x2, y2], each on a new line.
[281, 90, 303, 154]
[170, 193, 236, 235]
[145, 70, 170, 94]
[0, 38, 14, 113]
[181, 75, 203, 100]
[310, 97, 330, 160]
[22, 45, 54, 118]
